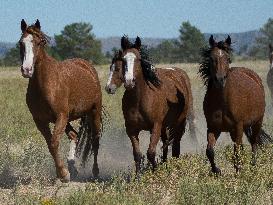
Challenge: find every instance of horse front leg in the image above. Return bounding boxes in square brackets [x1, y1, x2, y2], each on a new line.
[147, 122, 162, 171]
[126, 128, 142, 174]
[34, 115, 69, 182]
[51, 113, 70, 182]
[206, 130, 221, 174]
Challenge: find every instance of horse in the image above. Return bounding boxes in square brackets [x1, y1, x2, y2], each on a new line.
[19, 19, 102, 182]
[199, 35, 272, 174]
[105, 36, 197, 174]
[267, 44, 273, 108]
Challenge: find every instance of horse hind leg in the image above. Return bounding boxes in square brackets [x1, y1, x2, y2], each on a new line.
[245, 120, 263, 166]
[231, 123, 244, 173]
[65, 123, 78, 179]
[206, 130, 221, 174]
[88, 104, 102, 178]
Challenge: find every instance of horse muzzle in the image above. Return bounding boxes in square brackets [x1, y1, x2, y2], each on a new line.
[105, 84, 117, 94]
[124, 79, 135, 89]
[214, 76, 226, 89]
[21, 66, 33, 78]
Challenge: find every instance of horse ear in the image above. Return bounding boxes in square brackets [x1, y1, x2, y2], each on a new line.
[121, 36, 130, 50]
[21, 19, 27, 32]
[225, 35, 231, 46]
[269, 44, 273, 52]
[35, 19, 41, 30]
[134, 36, 141, 50]
[209, 35, 215, 47]
[118, 50, 122, 57]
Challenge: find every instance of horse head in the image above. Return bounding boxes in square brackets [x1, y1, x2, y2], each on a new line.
[208, 35, 232, 88]
[19, 19, 48, 78]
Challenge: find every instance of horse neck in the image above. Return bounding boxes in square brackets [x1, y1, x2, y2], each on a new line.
[129, 70, 149, 101]
[30, 47, 56, 85]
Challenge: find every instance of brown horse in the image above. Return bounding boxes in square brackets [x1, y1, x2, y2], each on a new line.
[105, 36, 197, 173]
[19, 19, 102, 182]
[200, 35, 272, 174]
[267, 44, 273, 108]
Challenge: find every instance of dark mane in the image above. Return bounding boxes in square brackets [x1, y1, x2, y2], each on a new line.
[199, 41, 232, 86]
[139, 45, 161, 87]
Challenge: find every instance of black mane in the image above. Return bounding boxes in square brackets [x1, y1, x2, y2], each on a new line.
[139, 45, 161, 87]
[199, 41, 232, 86]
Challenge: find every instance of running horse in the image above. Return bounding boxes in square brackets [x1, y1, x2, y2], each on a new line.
[105, 36, 197, 173]
[19, 19, 102, 182]
[200, 35, 272, 174]
[267, 44, 273, 108]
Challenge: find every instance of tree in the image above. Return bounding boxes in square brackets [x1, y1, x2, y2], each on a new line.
[149, 40, 178, 63]
[176, 21, 206, 62]
[52, 22, 106, 64]
[248, 18, 273, 59]
[1, 44, 20, 66]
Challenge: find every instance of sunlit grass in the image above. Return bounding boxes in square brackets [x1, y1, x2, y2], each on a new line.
[0, 60, 272, 204]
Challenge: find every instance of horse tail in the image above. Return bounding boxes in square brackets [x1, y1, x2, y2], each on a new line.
[75, 116, 93, 166]
[245, 127, 273, 146]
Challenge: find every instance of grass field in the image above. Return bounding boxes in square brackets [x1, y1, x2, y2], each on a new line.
[0, 61, 272, 204]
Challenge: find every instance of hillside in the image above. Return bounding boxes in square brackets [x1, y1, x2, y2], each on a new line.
[0, 30, 261, 57]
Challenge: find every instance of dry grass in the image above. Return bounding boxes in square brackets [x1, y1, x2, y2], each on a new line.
[0, 60, 272, 204]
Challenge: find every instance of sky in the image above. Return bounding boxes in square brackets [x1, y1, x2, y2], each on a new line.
[0, 0, 272, 42]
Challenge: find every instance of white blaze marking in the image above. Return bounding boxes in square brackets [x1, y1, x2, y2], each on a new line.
[165, 67, 175, 70]
[22, 34, 34, 69]
[123, 52, 136, 84]
[219, 50, 223, 57]
[107, 64, 115, 86]
[67, 140, 76, 161]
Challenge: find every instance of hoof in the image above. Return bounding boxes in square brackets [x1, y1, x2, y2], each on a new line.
[60, 172, 70, 183]
[67, 160, 78, 180]
[235, 165, 242, 173]
[212, 166, 221, 175]
[92, 164, 99, 178]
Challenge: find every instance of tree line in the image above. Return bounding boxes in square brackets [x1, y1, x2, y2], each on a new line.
[1, 18, 273, 66]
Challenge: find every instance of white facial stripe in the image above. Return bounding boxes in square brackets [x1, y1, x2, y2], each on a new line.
[165, 67, 175, 70]
[22, 34, 34, 69]
[107, 64, 115, 86]
[219, 50, 223, 57]
[124, 52, 136, 83]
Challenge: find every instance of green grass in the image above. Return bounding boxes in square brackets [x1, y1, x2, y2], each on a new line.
[0, 61, 272, 204]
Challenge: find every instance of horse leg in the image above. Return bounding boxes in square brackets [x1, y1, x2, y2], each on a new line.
[231, 123, 244, 173]
[127, 128, 142, 174]
[35, 115, 70, 182]
[88, 105, 102, 178]
[147, 122, 162, 171]
[65, 123, 78, 179]
[249, 120, 262, 166]
[206, 130, 221, 174]
[161, 129, 168, 163]
[172, 120, 186, 158]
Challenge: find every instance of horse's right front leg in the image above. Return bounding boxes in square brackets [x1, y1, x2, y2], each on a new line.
[206, 130, 221, 174]
[147, 122, 162, 171]
[127, 128, 141, 174]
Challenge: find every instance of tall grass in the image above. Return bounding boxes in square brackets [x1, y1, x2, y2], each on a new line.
[0, 61, 272, 204]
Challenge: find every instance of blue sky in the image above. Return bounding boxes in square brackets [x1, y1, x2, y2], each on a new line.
[0, 0, 272, 42]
